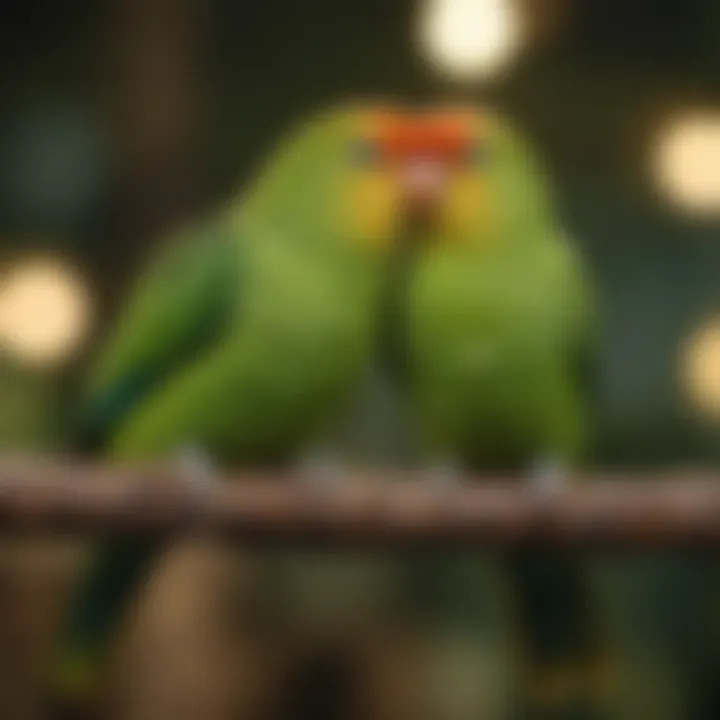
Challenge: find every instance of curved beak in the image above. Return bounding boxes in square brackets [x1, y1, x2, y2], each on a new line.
[386, 112, 471, 226]
[372, 109, 473, 228]
[401, 156, 448, 218]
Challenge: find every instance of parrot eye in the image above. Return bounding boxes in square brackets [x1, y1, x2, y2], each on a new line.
[350, 139, 380, 167]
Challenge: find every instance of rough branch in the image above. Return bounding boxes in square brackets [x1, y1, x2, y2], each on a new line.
[0, 459, 717, 549]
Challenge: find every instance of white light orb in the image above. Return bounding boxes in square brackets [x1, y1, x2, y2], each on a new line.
[654, 112, 720, 216]
[681, 318, 720, 421]
[0, 256, 93, 368]
[419, 0, 523, 81]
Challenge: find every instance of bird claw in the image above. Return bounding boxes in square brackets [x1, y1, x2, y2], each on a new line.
[173, 444, 218, 489]
[423, 458, 466, 491]
[294, 450, 347, 490]
[527, 456, 569, 497]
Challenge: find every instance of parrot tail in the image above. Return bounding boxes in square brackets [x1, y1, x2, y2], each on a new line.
[45, 538, 165, 712]
[279, 645, 358, 720]
[504, 550, 608, 719]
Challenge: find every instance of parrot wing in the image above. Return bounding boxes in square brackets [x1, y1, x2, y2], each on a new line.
[528, 231, 598, 462]
[76, 215, 242, 453]
[47, 216, 243, 708]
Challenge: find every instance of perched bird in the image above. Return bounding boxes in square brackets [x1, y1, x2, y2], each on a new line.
[396, 106, 606, 719]
[44, 102, 416, 715]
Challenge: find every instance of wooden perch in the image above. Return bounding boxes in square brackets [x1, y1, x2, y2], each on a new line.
[0, 460, 717, 549]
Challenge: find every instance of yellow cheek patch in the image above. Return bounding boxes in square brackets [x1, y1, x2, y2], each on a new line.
[442, 172, 492, 242]
[348, 171, 400, 247]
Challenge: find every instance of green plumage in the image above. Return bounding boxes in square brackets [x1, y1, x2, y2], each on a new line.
[46, 105, 399, 708]
[405, 110, 605, 718]
[408, 233, 593, 468]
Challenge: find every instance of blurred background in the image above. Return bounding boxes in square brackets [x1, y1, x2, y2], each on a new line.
[0, 0, 717, 718]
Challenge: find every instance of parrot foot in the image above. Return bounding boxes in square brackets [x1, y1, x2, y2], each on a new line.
[294, 450, 348, 490]
[527, 455, 569, 497]
[173, 444, 218, 488]
[422, 458, 466, 491]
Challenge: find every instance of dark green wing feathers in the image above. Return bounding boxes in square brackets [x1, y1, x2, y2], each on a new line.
[75, 219, 242, 454]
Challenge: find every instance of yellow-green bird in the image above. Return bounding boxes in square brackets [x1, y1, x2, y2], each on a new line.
[398, 106, 606, 719]
[45, 102, 417, 715]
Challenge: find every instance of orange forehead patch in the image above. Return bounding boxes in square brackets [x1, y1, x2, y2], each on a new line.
[363, 107, 485, 162]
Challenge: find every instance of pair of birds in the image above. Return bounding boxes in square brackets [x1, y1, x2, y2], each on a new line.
[46, 102, 603, 718]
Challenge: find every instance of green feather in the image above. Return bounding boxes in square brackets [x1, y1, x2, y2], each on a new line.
[47, 104, 400, 709]
[405, 108, 605, 715]
[76, 219, 242, 452]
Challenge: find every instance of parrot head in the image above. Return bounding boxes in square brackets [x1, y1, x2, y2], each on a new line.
[240, 103, 553, 252]
[242, 102, 434, 252]
[390, 105, 557, 245]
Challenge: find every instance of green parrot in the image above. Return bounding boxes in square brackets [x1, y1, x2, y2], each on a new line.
[399, 106, 606, 719]
[44, 102, 412, 713]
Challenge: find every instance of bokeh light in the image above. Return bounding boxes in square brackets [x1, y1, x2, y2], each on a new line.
[681, 318, 720, 421]
[418, 0, 522, 81]
[653, 111, 720, 216]
[0, 256, 93, 369]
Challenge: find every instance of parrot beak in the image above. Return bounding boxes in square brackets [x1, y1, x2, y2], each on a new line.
[373, 109, 473, 227]
[400, 155, 448, 221]
[390, 111, 472, 227]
